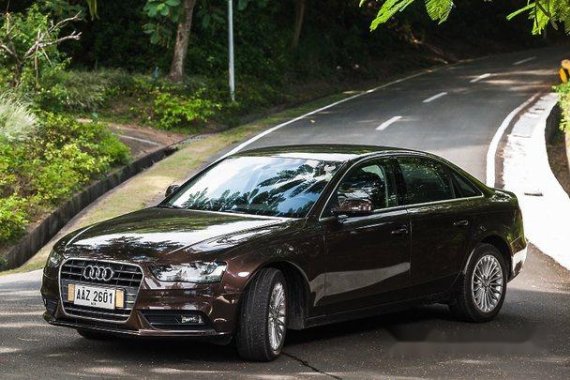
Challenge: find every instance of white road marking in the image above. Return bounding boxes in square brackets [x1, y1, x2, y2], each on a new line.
[376, 116, 402, 131]
[485, 93, 541, 187]
[422, 92, 448, 103]
[222, 69, 438, 158]
[470, 73, 492, 83]
[513, 56, 536, 66]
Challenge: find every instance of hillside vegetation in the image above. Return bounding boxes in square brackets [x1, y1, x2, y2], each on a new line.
[0, 0, 556, 265]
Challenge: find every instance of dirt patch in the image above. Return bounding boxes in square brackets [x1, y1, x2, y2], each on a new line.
[108, 123, 186, 158]
[547, 128, 570, 194]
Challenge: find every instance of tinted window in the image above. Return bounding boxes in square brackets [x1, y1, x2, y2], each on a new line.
[165, 156, 343, 218]
[325, 160, 398, 216]
[451, 171, 482, 198]
[397, 157, 454, 204]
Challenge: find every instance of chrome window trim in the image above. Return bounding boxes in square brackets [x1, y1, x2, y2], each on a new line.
[317, 154, 399, 221]
[58, 257, 145, 325]
[317, 153, 486, 222]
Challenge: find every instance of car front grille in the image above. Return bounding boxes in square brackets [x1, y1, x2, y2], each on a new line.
[59, 259, 143, 323]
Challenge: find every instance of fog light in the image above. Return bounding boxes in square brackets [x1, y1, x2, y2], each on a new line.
[179, 314, 204, 325]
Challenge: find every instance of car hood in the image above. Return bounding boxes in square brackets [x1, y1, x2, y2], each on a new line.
[61, 207, 293, 262]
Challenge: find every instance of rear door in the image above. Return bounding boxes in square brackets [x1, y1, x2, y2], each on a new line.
[394, 156, 478, 296]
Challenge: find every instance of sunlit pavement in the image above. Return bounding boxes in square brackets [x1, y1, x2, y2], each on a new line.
[2, 46, 570, 379]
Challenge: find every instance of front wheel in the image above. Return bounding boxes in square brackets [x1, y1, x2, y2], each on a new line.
[450, 244, 507, 322]
[236, 268, 287, 361]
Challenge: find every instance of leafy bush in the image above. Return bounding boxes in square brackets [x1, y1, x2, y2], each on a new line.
[0, 195, 28, 243]
[152, 91, 221, 130]
[0, 112, 130, 244]
[0, 93, 37, 141]
[0, 4, 74, 90]
[556, 83, 570, 132]
[36, 69, 136, 112]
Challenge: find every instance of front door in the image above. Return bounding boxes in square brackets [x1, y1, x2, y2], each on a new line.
[321, 158, 411, 311]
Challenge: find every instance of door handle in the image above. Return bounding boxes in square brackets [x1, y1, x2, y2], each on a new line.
[391, 226, 409, 236]
[453, 219, 469, 227]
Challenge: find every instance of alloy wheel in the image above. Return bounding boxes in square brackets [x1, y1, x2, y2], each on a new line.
[471, 254, 504, 313]
[267, 282, 286, 352]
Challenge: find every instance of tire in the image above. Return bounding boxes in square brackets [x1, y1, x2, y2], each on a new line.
[236, 268, 287, 361]
[450, 243, 508, 322]
[77, 328, 115, 341]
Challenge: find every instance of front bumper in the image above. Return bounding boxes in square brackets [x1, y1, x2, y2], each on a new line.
[41, 264, 242, 339]
[43, 312, 232, 342]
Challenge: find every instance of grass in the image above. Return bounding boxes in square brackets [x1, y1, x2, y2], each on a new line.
[1, 89, 353, 275]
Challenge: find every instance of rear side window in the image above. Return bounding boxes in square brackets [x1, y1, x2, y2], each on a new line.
[397, 157, 454, 205]
[451, 171, 482, 198]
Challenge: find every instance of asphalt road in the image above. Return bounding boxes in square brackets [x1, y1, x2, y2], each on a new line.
[2, 46, 570, 379]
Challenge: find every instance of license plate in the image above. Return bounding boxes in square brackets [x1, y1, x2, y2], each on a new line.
[71, 284, 118, 310]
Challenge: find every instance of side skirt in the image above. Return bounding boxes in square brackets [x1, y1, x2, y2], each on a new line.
[303, 291, 452, 330]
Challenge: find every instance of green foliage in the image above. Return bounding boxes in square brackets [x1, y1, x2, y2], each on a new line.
[0, 5, 78, 88]
[556, 82, 570, 132]
[153, 90, 221, 130]
[40, 0, 85, 18]
[143, 0, 182, 47]
[0, 92, 37, 141]
[367, 0, 570, 34]
[507, 1, 570, 35]
[369, 0, 415, 30]
[425, 0, 453, 24]
[0, 195, 28, 243]
[36, 69, 136, 112]
[0, 112, 130, 244]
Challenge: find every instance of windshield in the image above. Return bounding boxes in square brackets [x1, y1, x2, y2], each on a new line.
[165, 156, 343, 218]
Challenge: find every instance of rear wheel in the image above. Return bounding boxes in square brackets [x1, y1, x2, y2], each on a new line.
[450, 243, 507, 322]
[236, 268, 287, 361]
[77, 329, 115, 341]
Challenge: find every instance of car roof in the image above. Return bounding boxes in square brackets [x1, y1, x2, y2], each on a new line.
[235, 144, 424, 162]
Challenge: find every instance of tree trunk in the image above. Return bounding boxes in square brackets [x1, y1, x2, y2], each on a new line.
[291, 0, 306, 50]
[169, 0, 197, 82]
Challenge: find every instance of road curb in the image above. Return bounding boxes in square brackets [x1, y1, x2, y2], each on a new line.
[502, 93, 570, 270]
[1, 145, 177, 271]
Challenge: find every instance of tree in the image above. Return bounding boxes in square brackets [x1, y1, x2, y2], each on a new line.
[169, 0, 197, 82]
[0, 6, 81, 87]
[291, 0, 306, 49]
[364, 0, 570, 35]
[86, 0, 198, 82]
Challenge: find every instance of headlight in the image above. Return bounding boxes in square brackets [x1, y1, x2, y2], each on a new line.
[150, 261, 227, 283]
[46, 249, 64, 269]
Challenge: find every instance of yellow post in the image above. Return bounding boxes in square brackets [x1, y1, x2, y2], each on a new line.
[560, 60, 570, 83]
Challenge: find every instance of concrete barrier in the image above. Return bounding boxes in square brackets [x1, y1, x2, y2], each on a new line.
[502, 93, 570, 270]
[1, 146, 177, 271]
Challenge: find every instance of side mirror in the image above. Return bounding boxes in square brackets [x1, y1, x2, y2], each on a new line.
[332, 198, 374, 218]
[165, 184, 180, 198]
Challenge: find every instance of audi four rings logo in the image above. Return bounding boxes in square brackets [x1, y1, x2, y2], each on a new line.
[82, 265, 115, 282]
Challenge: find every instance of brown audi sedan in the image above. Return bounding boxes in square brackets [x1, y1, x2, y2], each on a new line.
[41, 145, 527, 361]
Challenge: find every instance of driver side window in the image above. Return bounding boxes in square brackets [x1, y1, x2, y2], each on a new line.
[325, 159, 398, 217]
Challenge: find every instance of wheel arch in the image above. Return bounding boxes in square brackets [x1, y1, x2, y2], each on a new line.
[242, 261, 310, 330]
[464, 234, 513, 279]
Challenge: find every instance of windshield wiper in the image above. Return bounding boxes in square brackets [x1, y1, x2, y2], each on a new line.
[221, 209, 248, 215]
[157, 204, 183, 209]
